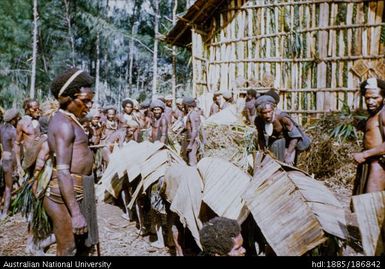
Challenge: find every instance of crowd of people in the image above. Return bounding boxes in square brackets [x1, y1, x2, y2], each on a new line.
[0, 67, 384, 256]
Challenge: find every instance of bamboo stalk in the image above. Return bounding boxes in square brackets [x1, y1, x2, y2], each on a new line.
[317, 3, 329, 115]
[247, 4, 253, 80]
[346, 3, 355, 109]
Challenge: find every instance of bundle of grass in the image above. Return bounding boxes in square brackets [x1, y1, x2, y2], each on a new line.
[297, 113, 363, 198]
[203, 124, 257, 171]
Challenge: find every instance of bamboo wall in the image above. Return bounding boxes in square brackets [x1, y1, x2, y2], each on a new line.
[191, 0, 385, 120]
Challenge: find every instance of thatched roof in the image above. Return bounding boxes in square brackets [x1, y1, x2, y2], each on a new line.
[165, 0, 228, 47]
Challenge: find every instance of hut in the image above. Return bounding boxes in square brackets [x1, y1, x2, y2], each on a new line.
[165, 0, 385, 120]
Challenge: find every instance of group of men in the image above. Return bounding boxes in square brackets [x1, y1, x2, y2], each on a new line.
[0, 68, 208, 256]
[0, 66, 384, 256]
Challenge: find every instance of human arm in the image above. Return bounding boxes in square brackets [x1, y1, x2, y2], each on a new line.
[14, 121, 25, 177]
[187, 111, 200, 151]
[32, 140, 49, 195]
[54, 122, 87, 235]
[160, 117, 168, 144]
[353, 111, 385, 163]
[281, 116, 300, 165]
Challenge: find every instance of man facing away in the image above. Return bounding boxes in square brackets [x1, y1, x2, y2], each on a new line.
[43, 68, 98, 256]
[352, 78, 385, 194]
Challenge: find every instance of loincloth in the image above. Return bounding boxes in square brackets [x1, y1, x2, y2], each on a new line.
[45, 173, 99, 246]
[45, 174, 84, 204]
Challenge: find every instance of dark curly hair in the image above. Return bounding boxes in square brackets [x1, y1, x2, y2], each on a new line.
[50, 68, 94, 107]
[23, 99, 39, 112]
[199, 217, 241, 256]
[246, 89, 257, 97]
[360, 78, 385, 97]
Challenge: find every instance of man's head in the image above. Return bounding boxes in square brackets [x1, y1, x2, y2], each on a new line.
[23, 99, 41, 119]
[165, 95, 173, 107]
[125, 119, 139, 137]
[150, 99, 165, 119]
[176, 98, 184, 111]
[199, 217, 245, 256]
[246, 89, 257, 100]
[105, 107, 117, 121]
[360, 78, 385, 115]
[255, 95, 277, 123]
[122, 99, 134, 115]
[50, 68, 94, 118]
[182, 96, 196, 110]
[3, 108, 20, 127]
[213, 92, 222, 104]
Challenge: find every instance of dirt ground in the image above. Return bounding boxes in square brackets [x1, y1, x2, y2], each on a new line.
[0, 202, 171, 256]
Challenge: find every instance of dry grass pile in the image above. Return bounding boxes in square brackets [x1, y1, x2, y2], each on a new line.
[297, 114, 362, 191]
[203, 124, 257, 171]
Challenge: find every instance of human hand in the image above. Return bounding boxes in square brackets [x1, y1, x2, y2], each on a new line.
[352, 152, 366, 164]
[284, 151, 294, 166]
[71, 213, 88, 235]
[17, 166, 25, 178]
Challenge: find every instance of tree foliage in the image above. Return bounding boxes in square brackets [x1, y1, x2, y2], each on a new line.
[0, 0, 192, 109]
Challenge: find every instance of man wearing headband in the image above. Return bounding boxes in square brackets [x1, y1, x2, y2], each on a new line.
[0, 108, 20, 219]
[44, 68, 98, 256]
[352, 78, 385, 194]
[254, 95, 302, 165]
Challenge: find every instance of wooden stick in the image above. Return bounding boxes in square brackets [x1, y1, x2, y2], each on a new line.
[226, 0, 374, 10]
[209, 55, 385, 64]
[210, 23, 385, 46]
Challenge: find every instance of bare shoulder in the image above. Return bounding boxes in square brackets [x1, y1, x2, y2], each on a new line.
[49, 112, 74, 138]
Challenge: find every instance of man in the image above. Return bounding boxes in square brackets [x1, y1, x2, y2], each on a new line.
[0, 109, 20, 219]
[244, 89, 258, 125]
[89, 109, 102, 146]
[43, 68, 98, 256]
[15, 99, 42, 179]
[164, 95, 174, 125]
[183, 97, 203, 166]
[100, 107, 119, 168]
[199, 217, 246, 256]
[352, 78, 385, 194]
[119, 99, 140, 127]
[254, 95, 301, 165]
[149, 99, 168, 144]
[173, 98, 185, 121]
[209, 92, 222, 116]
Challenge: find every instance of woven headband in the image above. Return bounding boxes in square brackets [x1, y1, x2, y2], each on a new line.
[58, 70, 84, 97]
